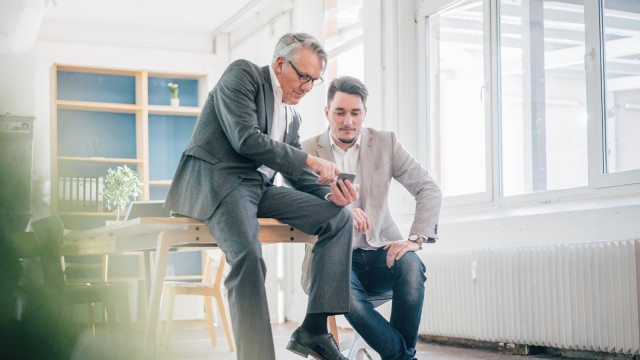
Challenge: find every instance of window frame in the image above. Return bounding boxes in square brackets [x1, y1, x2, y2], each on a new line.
[418, 0, 495, 207]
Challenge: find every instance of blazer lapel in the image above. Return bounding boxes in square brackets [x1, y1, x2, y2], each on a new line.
[358, 128, 374, 210]
[318, 130, 336, 163]
[261, 66, 274, 135]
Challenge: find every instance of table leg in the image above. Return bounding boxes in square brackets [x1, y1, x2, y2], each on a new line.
[144, 231, 172, 351]
[133, 250, 152, 323]
[143, 250, 152, 297]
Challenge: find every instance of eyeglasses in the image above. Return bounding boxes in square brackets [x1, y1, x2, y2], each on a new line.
[287, 60, 324, 87]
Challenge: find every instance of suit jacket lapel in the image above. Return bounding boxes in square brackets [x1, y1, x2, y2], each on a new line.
[261, 66, 274, 135]
[359, 128, 374, 210]
[318, 130, 336, 163]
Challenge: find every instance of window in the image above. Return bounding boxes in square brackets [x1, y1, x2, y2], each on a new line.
[499, 0, 588, 196]
[602, 0, 640, 174]
[420, 0, 640, 205]
[426, 0, 488, 198]
[324, 0, 364, 81]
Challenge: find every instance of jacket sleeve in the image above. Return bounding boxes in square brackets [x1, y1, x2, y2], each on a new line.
[390, 132, 442, 239]
[283, 128, 331, 198]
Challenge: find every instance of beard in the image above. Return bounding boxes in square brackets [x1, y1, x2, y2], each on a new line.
[338, 136, 356, 145]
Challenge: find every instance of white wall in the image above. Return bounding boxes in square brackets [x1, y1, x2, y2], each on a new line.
[0, 51, 36, 115]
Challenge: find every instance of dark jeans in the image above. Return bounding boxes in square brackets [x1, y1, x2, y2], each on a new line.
[345, 248, 426, 360]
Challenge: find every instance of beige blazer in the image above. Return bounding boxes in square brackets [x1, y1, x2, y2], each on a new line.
[300, 128, 442, 291]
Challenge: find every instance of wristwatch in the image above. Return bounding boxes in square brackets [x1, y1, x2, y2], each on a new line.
[408, 234, 423, 250]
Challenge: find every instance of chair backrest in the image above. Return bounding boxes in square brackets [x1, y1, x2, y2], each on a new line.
[32, 215, 67, 290]
[3, 231, 43, 291]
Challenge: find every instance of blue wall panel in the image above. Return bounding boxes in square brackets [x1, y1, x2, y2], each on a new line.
[148, 77, 199, 107]
[148, 115, 196, 180]
[57, 110, 136, 159]
[57, 72, 136, 104]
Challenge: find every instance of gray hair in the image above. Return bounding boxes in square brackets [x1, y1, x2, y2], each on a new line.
[272, 33, 327, 70]
[327, 76, 369, 106]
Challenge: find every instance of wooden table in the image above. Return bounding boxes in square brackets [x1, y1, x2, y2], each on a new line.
[63, 217, 316, 350]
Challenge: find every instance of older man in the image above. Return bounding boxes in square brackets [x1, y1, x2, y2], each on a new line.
[302, 76, 442, 360]
[166, 34, 356, 360]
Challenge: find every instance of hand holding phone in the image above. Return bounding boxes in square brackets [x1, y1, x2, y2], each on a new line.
[329, 172, 358, 206]
[337, 172, 356, 183]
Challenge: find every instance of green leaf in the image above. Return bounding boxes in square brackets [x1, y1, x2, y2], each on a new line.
[103, 165, 143, 213]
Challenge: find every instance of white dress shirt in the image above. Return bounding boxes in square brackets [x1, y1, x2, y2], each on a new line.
[258, 65, 290, 180]
[329, 134, 375, 250]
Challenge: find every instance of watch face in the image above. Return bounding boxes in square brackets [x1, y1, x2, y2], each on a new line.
[409, 235, 419, 241]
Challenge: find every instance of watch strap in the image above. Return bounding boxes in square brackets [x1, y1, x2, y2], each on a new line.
[408, 234, 423, 250]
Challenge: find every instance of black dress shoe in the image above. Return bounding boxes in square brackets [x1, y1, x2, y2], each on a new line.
[287, 327, 347, 360]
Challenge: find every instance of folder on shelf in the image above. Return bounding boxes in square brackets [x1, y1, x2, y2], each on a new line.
[77, 177, 84, 212]
[97, 177, 104, 212]
[58, 177, 65, 211]
[90, 177, 97, 211]
[64, 177, 72, 211]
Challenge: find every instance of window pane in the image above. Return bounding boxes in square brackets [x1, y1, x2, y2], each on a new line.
[603, 1, 640, 173]
[325, 0, 364, 81]
[499, 0, 588, 196]
[330, 43, 364, 80]
[427, 0, 486, 197]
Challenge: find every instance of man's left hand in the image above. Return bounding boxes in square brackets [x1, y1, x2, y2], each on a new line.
[383, 240, 420, 268]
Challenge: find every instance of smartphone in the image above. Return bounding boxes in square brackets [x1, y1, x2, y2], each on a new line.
[337, 172, 356, 183]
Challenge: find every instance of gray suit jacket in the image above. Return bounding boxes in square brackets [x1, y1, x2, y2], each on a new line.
[166, 59, 329, 219]
[300, 128, 442, 290]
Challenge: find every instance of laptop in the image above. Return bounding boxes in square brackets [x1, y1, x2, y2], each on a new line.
[124, 200, 171, 221]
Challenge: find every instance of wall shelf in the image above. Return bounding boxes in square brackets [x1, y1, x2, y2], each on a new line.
[58, 211, 117, 217]
[148, 180, 172, 186]
[148, 105, 201, 116]
[57, 100, 142, 113]
[51, 63, 207, 228]
[57, 156, 143, 164]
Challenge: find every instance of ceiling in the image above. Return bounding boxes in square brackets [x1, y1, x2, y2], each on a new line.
[0, 0, 277, 53]
[43, 0, 259, 33]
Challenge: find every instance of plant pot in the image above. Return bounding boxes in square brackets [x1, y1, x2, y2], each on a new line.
[170, 97, 180, 107]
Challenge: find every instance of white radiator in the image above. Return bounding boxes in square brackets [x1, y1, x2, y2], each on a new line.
[420, 239, 640, 354]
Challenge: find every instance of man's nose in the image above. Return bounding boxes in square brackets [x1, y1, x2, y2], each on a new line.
[344, 115, 353, 125]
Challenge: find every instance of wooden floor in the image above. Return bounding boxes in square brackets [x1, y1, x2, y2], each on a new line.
[155, 320, 562, 360]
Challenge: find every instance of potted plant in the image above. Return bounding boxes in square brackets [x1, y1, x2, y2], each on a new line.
[103, 165, 143, 221]
[167, 82, 179, 107]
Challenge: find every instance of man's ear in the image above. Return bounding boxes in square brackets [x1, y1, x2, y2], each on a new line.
[274, 56, 286, 75]
[324, 106, 329, 118]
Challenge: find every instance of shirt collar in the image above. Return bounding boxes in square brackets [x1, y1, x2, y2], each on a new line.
[329, 132, 361, 152]
[269, 65, 284, 105]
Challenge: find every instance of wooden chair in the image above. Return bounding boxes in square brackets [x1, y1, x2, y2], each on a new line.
[31, 215, 131, 329]
[162, 249, 234, 351]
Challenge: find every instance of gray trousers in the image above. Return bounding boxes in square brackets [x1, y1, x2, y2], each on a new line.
[203, 172, 352, 360]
